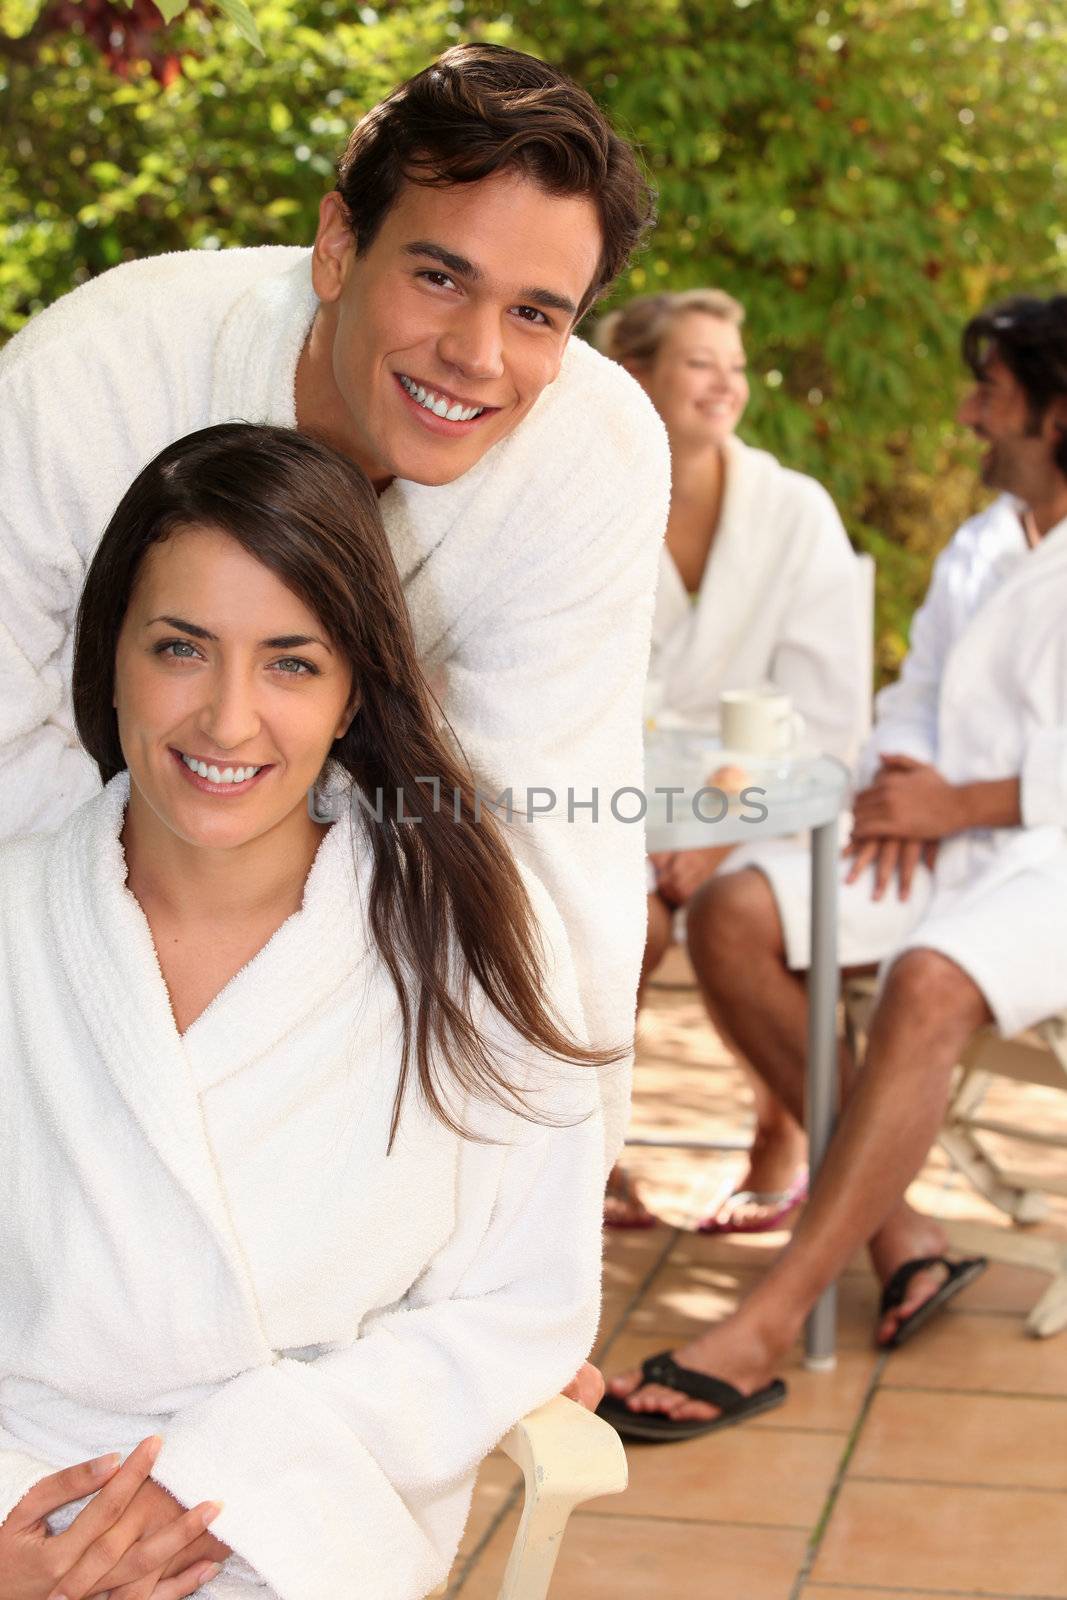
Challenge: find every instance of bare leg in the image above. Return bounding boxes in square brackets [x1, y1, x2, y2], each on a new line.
[687, 876, 806, 1222]
[638, 890, 674, 1006]
[604, 892, 674, 1227]
[611, 932, 991, 1419]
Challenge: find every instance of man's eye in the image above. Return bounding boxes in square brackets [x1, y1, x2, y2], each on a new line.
[514, 305, 549, 325]
[420, 271, 456, 290]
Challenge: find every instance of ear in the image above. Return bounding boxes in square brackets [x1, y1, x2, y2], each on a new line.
[310, 192, 357, 305]
[334, 686, 362, 742]
[1045, 394, 1067, 438]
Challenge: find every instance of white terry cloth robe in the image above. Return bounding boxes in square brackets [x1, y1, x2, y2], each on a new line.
[756, 495, 1067, 1037]
[0, 777, 605, 1600]
[648, 435, 867, 765]
[0, 246, 671, 1167]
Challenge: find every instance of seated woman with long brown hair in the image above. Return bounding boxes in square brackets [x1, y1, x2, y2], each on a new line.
[0, 424, 609, 1600]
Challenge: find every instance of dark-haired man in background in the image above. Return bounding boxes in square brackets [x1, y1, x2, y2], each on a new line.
[603, 295, 1067, 1439]
[0, 44, 669, 1171]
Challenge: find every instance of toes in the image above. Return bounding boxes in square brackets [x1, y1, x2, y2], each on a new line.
[626, 1383, 716, 1418]
[608, 1368, 643, 1397]
[669, 1399, 718, 1422]
[876, 1310, 903, 1344]
[628, 1383, 684, 1414]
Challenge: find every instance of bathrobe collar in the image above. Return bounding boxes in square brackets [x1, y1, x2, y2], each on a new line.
[48, 773, 373, 1240]
[653, 436, 787, 695]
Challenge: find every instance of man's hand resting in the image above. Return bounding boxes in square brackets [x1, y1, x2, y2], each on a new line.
[561, 1362, 605, 1411]
[844, 835, 940, 901]
[851, 754, 967, 844]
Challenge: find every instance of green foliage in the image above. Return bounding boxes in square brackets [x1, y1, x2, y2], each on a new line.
[466, 0, 1067, 670]
[2, 0, 1065, 670]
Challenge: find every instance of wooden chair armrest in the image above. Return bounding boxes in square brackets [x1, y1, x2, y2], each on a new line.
[495, 1396, 628, 1599]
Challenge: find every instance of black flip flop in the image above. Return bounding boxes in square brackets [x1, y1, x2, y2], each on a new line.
[597, 1350, 787, 1442]
[877, 1254, 988, 1349]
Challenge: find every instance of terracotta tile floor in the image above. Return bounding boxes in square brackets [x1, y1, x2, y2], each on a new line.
[445, 952, 1067, 1600]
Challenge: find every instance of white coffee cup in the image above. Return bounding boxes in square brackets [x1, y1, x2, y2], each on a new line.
[720, 687, 805, 758]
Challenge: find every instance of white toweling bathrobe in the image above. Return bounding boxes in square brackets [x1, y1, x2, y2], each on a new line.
[0, 778, 604, 1599]
[648, 435, 867, 765]
[0, 246, 671, 1168]
[757, 496, 1067, 1035]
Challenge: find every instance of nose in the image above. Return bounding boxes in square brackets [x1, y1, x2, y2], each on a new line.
[437, 304, 505, 382]
[957, 386, 981, 428]
[196, 664, 261, 751]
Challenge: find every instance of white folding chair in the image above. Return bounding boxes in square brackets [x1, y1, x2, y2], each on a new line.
[430, 1397, 628, 1598]
[846, 980, 1067, 1338]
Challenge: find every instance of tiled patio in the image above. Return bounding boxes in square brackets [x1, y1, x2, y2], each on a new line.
[446, 952, 1067, 1600]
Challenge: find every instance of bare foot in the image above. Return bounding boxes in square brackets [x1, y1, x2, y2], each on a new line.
[712, 1124, 808, 1230]
[868, 1202, 950, 1346]
[603, 1162, 657, 1229]
[606, 1314, 786, 1423]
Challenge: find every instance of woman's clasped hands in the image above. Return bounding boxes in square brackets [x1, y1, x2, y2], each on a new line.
[1, 1435, 228, 1600]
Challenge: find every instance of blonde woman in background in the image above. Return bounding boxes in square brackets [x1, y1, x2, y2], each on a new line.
[597, 290, 866, 1231]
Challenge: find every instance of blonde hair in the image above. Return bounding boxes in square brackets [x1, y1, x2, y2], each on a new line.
[595, 288, 745, 367]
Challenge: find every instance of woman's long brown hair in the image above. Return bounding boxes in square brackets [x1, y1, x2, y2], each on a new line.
[73, 423, 621, 1143]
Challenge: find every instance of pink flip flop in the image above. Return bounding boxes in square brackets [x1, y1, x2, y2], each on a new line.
[697, 1166, 809, 1235]
[603, 1165, 659, 1231]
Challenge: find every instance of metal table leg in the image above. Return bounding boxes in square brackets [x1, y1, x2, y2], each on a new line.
[804, 815, 839, 1371]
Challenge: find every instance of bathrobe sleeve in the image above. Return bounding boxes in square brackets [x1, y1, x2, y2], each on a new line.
[0, 302, 192, 839]
[435, 396, 671, 1171]
[855, 536, 959, 787]
[1020, 729, 1067, 826]
[1017, 606, 1067, 826]
[0, 1437, 61, 1530]
[0, 351, 104, 837]
[769, 484, 866, 765]
[151, 884, 606, 1600]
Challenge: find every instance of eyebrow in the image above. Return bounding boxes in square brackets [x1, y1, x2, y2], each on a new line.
[146, 615, 332, 651]
[403, 240, 579, 319]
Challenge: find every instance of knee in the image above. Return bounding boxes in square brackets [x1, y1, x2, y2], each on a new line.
[642, 894, 673, 978]
[879, 948, 990, 1040]
[686, 868, 782, 979]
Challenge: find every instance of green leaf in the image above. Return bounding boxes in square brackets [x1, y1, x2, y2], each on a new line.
[149, 0, 187, 17]
[210, 0, 263, 51]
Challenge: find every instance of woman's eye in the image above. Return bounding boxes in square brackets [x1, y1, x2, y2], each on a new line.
[157, 639, 200, 660]
[272, 657, 317, 676]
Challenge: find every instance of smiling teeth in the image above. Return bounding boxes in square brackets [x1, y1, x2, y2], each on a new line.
[398, 375, 484, 422]
[181, 754, 261, 784]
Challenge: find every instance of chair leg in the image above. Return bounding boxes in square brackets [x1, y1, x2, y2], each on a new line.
[1026, 1255, 1067, 1339]
[938, 1126, 1050, 1224]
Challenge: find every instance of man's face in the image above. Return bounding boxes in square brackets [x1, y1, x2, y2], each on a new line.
[957, 352, 1058, 498]
[308, 170, 603, 487]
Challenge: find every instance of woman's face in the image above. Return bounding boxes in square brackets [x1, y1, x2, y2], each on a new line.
[114, 525, 355, 853]
[635, 310, 749, 448]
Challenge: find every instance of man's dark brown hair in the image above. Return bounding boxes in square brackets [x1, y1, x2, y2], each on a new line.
[335, 42, 655, 317]
[963, 295, 1067, 475]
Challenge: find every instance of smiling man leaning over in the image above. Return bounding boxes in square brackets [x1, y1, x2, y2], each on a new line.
[0, 46, 670, 1169]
